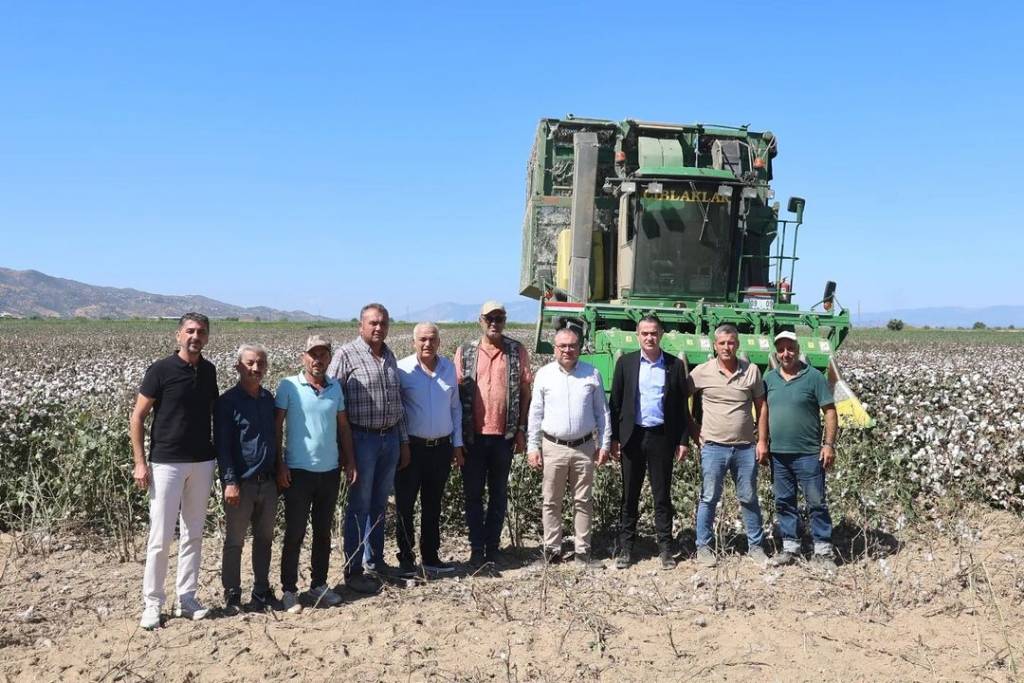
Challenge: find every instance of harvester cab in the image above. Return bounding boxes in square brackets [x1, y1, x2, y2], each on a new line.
[519, 116, 872, 427]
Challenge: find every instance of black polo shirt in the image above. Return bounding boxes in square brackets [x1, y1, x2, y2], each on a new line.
[139, 353, 218, 463]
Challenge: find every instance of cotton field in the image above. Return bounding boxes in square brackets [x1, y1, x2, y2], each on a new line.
[1, 321, 1022, 541]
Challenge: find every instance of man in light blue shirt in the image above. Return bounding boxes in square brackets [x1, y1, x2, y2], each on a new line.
[609, 315, 692, 570]
[636, 353, 666, 427]
[274, 335, 356, 613]
[395, 323, 464, 576]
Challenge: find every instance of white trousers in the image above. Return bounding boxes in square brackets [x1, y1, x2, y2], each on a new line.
[142, 460, 215, 608]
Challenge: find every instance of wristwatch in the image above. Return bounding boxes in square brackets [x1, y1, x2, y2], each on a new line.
[822, 442, 834, 448]
[517, 425, 527, 433]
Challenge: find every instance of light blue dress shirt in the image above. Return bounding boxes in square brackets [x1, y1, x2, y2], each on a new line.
[635, 352, 666, 427]
[397, 354, 463, 448]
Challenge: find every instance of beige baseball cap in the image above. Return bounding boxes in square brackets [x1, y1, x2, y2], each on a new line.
[304, 334, 332, 353]
[773, 331, 799, 344]
[480, 300, 506, 316]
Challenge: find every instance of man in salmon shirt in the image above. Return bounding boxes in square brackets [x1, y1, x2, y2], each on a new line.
[454, 301, 532, 570]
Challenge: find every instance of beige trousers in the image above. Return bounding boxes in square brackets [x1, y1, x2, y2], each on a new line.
[541, 439, 596, 555]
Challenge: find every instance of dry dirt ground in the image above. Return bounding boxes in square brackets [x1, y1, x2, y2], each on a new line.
[2, 507, 1023, 682]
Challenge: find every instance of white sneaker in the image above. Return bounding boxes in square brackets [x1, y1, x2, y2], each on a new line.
[174, 594, 210, 621]
[139, 605, 161, 630]
[282, 590, 303, 614]
[308, 584, 343, 607]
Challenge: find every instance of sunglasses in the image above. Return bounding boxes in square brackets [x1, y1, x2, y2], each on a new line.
[484, 314, 507, 324]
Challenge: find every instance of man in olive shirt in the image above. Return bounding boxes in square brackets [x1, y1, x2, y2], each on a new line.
[130, 312, 218, 630]
[764, 331, 838, 570]
[689, 323, 769, 567]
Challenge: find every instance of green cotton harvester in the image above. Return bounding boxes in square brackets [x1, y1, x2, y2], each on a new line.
[519, 115, 872, 427]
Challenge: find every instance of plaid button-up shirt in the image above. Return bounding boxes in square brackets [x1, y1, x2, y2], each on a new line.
[328, 337, 408, 442]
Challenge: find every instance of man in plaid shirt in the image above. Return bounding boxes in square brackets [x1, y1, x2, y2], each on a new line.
[328, 303, 410, 593]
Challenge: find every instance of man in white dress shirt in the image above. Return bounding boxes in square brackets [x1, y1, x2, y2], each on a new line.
[527, 328, 610, 568]
[395, 322, 464, 577]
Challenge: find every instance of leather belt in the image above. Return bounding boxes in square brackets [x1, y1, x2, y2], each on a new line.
[409, 435, 452, 448]
[351, 423, 398, 435]
[635, 423, 665, 434]
[543, 432, 593, 448]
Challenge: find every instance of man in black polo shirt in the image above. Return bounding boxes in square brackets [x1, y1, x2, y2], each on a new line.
[214, 343, 278, 612]
[130, 312, 218, 630]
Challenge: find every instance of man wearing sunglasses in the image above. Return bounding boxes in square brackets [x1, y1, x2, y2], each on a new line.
[454, 301, 532, 569]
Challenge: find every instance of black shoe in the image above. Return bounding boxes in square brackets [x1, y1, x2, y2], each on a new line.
[224, 590, 242, 612]
[485, 546, 502, 566]
[614, 552, 632, 570]
[365, 562, 391, 580]
[346, 571, 382, 595]
[659, 550, 676, 570]
[574, 553, 605, 570]
[398, 559, 418, 578]
[422, 558, 456, 574]
[249, 589, 279, 610]
[468, 548, 487, 569]
[531, 548, 562, 568]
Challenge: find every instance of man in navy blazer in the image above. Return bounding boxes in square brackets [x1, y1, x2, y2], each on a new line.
[609, 314, 692, 570]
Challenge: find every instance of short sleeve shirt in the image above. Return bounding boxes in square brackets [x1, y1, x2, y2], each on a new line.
[274, 373, 346, 472]
[688, 358, 763, 445]
[139, 353, 218, 463]
[764, 364, 834, 454]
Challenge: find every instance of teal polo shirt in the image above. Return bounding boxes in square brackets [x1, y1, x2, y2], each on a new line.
[275, 373, 346, 472]
[764, 364, 834, 454]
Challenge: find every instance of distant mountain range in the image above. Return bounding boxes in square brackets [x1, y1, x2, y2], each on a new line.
[856, 305, 1024, 328]
[400, 299, 538, 324]
[4, 266, 1020, 327]
[0, 267, 325, 321]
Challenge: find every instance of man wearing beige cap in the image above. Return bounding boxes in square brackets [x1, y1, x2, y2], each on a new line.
[274, 334, 356, 613]
[454, 300, 532, 568]
[764, 331, 838, 570]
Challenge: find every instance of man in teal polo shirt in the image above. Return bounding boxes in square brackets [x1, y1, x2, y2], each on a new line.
[275, 335, 357, 613]
[764, 331, 838, 570]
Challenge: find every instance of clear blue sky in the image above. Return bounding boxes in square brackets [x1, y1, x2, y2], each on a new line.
[2, 2, 1020, 319]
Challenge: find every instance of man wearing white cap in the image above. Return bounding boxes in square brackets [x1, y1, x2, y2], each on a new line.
[275, 334, 356, 613]
[764, 331, 838, 570]
[454, 300, 532, 568]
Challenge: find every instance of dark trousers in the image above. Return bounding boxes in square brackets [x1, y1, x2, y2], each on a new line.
[619, 427, 674, 552]
[395, 440, 453, 564]
[462, 435, 513, 551]
[280, 468, 340, 593]
[222, 477, 278, 596]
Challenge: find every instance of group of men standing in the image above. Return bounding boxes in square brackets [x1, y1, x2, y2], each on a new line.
[130, 304, 838, 630]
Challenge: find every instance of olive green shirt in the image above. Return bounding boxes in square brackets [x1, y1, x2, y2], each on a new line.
[763, 364, 834, 454]
[688, 358, 763, 445]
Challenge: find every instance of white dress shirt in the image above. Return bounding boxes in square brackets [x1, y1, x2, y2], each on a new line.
[527, 359, 610, 452]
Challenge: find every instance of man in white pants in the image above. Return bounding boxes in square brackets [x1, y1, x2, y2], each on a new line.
[130, 312, 219, 630]
[526, 328, 610, 568]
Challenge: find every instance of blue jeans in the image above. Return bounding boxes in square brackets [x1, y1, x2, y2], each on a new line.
[772, 452, 833, 554]
[462, 435, 514, 551]
[344, 429, 400, 574]
[696, 442, 765, 549]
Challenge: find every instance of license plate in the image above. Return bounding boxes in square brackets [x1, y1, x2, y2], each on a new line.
[748, 298, 774, 311]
